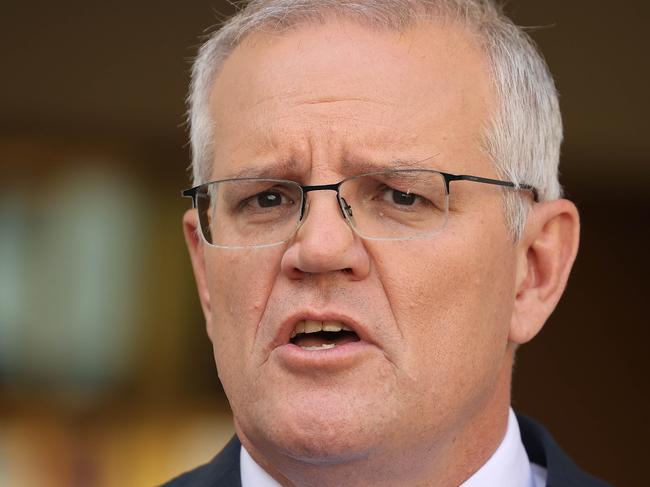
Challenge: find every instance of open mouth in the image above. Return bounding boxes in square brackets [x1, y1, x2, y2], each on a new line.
[290, 320, 361, 351]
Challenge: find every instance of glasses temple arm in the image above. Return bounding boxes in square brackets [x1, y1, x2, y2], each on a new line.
[181, 188, 198, 208]
[446, 174, 539, 202]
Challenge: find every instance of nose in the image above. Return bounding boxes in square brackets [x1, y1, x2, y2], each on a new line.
[280, 190, 370, 280]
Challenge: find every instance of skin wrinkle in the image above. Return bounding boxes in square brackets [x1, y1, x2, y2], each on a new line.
[369, 242, 408, 343]
[214, 100, 451, 180]
[251, 246, 287, 368]
[258, 19, 487, 473]
[180, 16, 578, 487]
[209, 23, 486, 172]
[297, 96, 394, 107]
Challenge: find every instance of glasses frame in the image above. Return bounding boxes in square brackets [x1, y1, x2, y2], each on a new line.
[181, 169, 539, 248]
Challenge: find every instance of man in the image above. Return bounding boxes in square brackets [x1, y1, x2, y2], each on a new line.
[169, 1, 610, 485]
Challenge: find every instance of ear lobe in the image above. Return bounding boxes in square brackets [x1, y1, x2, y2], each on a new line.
[509, 199, 580, 345]
[182, 209, 213, 332]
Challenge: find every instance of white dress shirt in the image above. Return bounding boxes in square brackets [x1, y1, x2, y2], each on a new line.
[240, 408, 548, 486]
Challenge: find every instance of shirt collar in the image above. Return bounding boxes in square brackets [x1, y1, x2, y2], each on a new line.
[240, 408, 544, 487]
[460, 408, 541, 487]
[241, 444, 280, 487]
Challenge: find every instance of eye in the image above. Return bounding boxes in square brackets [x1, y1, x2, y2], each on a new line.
[222, 181, 300, 218]
[256, 191, 283, 208]
[388, 189, 418, 206]
[380, 187, 421, 206]
[239, 188, 297, 213]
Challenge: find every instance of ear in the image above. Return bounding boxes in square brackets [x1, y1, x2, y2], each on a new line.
[509, 199, 580, 344]
[183, 209, 214, 334]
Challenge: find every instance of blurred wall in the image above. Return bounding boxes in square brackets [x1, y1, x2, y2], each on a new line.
[1, 1, 648, 486]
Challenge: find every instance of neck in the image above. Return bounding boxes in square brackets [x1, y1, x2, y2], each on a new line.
[238, 350, 515, 487]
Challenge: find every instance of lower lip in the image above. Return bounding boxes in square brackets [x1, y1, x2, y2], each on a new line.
[273, 340, 376, 372]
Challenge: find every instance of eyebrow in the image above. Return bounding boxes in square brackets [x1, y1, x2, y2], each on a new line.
[217, 154, 441, 182]
[219, 159, 302, 180]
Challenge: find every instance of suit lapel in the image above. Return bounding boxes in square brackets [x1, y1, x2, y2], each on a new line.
[517, 413, 612, 487]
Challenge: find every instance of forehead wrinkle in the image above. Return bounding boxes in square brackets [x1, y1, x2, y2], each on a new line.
[240, 98, 404, 137]
[339, 154, 443, 175]
[223, 107, 422, 159]
[245, 90, 397, 110]
[293, 95, 395, 109]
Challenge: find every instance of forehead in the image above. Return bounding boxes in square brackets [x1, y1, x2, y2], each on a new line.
[209, 19, 495, 178]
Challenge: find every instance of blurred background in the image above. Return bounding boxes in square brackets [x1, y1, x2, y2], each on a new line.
[1, 1, 648, 485]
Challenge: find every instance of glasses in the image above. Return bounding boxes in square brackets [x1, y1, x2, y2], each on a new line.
[182, 169, 538, 249]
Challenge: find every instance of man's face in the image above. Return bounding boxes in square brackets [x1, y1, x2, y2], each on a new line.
[191, 20, 520, 464]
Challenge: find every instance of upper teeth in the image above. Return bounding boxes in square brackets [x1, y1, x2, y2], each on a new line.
[291, 320, 352, 338]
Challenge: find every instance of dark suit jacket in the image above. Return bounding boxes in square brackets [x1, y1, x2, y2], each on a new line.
[162, 414, 612, 486]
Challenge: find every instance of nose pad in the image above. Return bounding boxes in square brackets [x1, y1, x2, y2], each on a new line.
[299, 191, 353, 222]
[300, 196, 307, 220]
[340, 197, 353, 218]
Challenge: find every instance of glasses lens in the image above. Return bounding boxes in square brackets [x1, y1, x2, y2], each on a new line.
[196, 179, 303, 248]
[339, 170, 448, 240]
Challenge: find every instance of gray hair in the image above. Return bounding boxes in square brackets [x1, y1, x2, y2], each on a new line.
[188, 0, 563, 239]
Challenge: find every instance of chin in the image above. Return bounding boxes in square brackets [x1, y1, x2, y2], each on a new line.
[266, 426, 376, 466]
[240, 394, 386, 465]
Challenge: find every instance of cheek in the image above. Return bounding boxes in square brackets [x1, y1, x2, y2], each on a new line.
[204, 248, 282, 367]
[371, 232, 516, 384]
